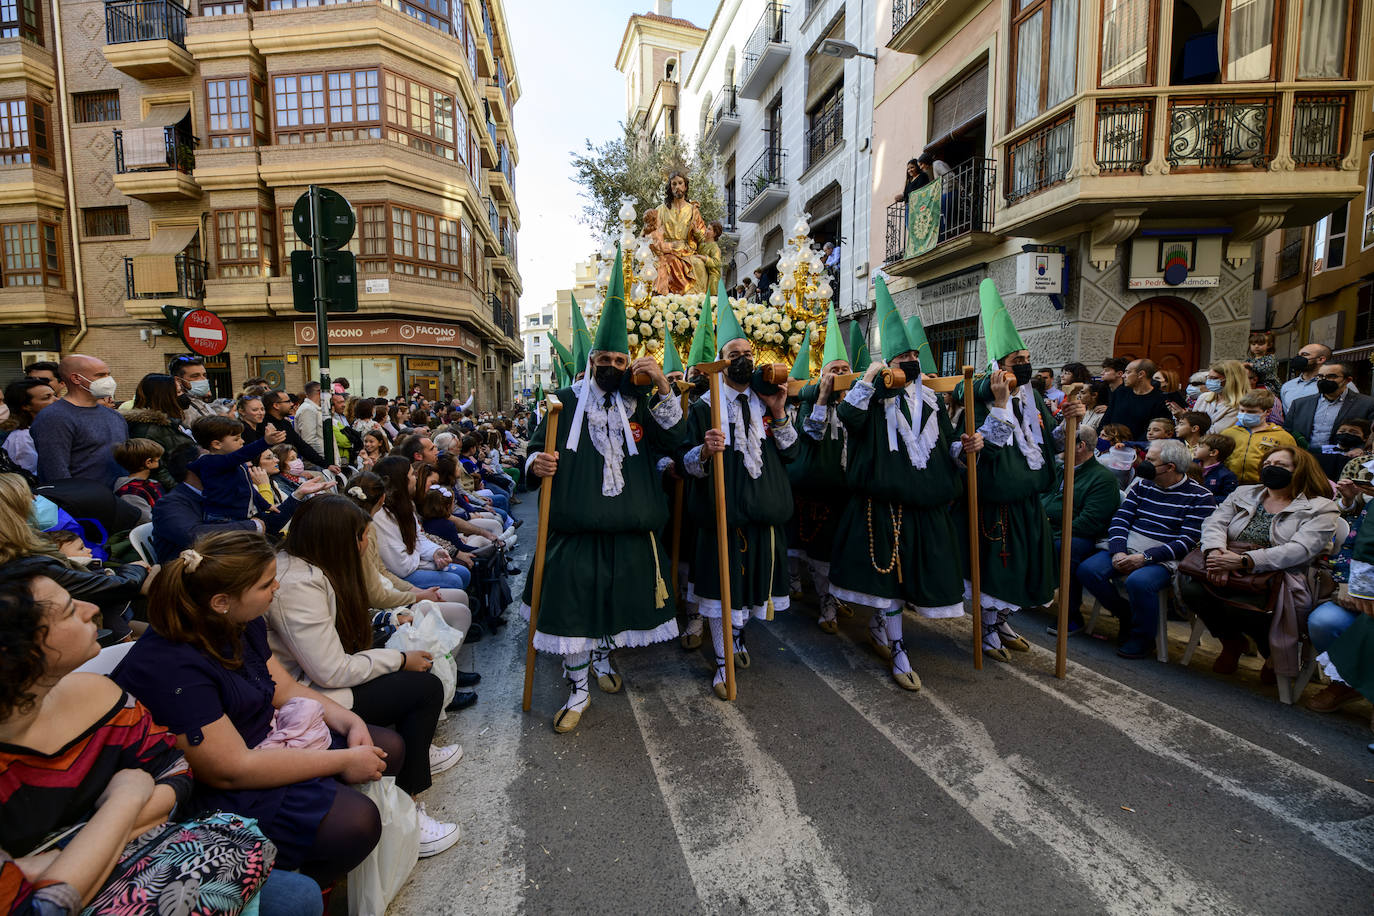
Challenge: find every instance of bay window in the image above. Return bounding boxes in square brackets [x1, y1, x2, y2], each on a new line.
[1297, 0, 1352, 79]
[0, 99, 49, 167]
[1223, 0, 1278, 82]
[1099, 0, 1154, 87]
[1, 221, 61, 287]
[1011, 0, 1077, 128]
[215, 209, 275, 278]
[206, 79, 266, 147]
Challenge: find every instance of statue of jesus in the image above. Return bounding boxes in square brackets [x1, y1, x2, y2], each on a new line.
[650, 171, 707, 295]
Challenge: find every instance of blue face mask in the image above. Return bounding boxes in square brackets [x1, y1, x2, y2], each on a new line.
[1186, 384, 1201, 398]
[1205, 378, 1223, 392]
[1236, 411, 1262, 428]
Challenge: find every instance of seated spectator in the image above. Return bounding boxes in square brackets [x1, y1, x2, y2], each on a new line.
[250, 447, 290, 509]
[31, 354, 127, 486]
[1221, 389, 1297, 484]
[1079, 380, 1111, 433]
[1195, 434, 1239, 503]
[371, 455, 471, 591]
[360, 430, 390, 470]
[266, 498, 462, 856]
[1335, 421, 1374, 482]
[236, 394, 267, 443]
[0, 570, 325, 916]
[394, 433, 439, 466]
[2, 378, 57, 476]
[122, 374, 201, 489]
[1145, 417, 1176, 443]
[271, 444, 308, 498]
[189, 415, 287, 523]
[1185, 447, 1339, 681]
[1194, 359, 1249, 433]
[149, 469, 333, 563]
[112, 437, 167, 524]
[1078, 440, 1216, 659]
[1154, 368, 1188, 414]
[1185, 371, 1207, 407]
[1306, 461, 1374, 712]
[1096, 423, 1138, 488]
[1175, 410, 1211, 450]
[1285, 360, 1374, 479]
[1043, 427, 1122, 635]
[112, 531, 396, 886]
[1243, 363, 1284, 425]
[0, 473, 151, 641]
[433, 455, 507, 544]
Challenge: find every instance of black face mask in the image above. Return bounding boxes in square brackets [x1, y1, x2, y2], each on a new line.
[176, 393, 191, 409]
[1317, 378, 1341, 396]
[1335, 432, 1364, 450]
[1011, 363, 1034, 387]
[897, 360, 921, 381]
[726, 356, 754, 385]
[689, 375, 709, 395]
[1260, 464, 1293, 490]
[1134, 460, 1158, 481]
[592, 365, 625, 393]
[1289, 355, 1310, 373]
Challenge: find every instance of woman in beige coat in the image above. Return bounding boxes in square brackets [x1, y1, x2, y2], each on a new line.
[1183, 447, 1339, 680]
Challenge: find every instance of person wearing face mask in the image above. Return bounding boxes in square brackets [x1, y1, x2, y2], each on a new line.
[1193, 359, 1249, 432]
[681, 286, 799, 700]
[1284, 360, 1374, 478]
[1184, 370, 1208, 407]
[1279, 343, 1333, 408]
[826, 283, 984, 689]
[30, 354, 129, 486]
[1185, 447, 1339, 683]
[957, 280, 1085, 661]
[523, 259, 689, 732]
[169, 355, 215, 427]
[1077, 440, 1215, 658]
[1219, 390, 1297, 484]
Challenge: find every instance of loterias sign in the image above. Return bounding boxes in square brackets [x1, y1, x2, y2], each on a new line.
[293, 318, 479, 355]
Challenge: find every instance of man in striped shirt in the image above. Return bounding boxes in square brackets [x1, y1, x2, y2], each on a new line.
[1076, 439, 1216, 659]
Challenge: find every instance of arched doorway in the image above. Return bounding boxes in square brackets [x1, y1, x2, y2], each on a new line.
[1113, 297, 1201, 381]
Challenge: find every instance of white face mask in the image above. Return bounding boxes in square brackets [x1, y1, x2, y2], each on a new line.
[188, 378, 212, 397]
[86, 376, 117, 399]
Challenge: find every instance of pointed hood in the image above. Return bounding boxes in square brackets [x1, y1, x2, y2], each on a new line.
[686, 287, 717, 367]
[789, 325, 813, 380]
[548, 331, 574, 386]
[904, 313, 937, 375]
[715, 286, 747, 353]
[979, 278, 1026, 366]
[662, 333, 684, 375]
[874, 275, 914, 363]
[848, 320, 871, 374]
[820, 304, 849, 369]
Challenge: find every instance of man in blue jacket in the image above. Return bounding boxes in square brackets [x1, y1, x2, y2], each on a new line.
[150, 471, 333, 561]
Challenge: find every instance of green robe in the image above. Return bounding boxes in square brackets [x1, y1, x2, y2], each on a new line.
[1041, 455, 1121, 543]
[955, 377, 1060, 610]
[684, 390, 799, 620]
[520, 385, 688, 653]
[786, 383, 849, 563]
[828, 379, 966, 614]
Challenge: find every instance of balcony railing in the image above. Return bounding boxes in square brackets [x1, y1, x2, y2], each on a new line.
[1291, 94, 1350, 168]
[104, 0, 188, 48]
[704, 85, 739, 137]
[487, 199, 499, 237]
[806, 96, 843, 169]
[1167, 96, 1274, 170]
[723, 197, 737, 231]
[113, 126, 196, 173]
[1276, 235, 1304, 280]
[741, 2, 787, 89]
[1096, 99, 1151, 173]
[890, 0, 932, 36]
[741, 147, 786, 210]
[1006, 115, 1073, 203]
[124, 253, 207, 300]
[885, 157, 997, 262]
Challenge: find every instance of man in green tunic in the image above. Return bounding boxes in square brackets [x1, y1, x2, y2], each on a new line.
[962, 279, 1084, 661]
[789, 306, 853, 633]
[828, 277, 984, 689]
[683, 293, 798, 699]
[523, 253, 687, 732]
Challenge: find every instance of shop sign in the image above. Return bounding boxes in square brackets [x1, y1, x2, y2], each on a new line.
[1014, 252, 1064, 295]
[408, 358, 441, 371]
[294, 319, 480, 354]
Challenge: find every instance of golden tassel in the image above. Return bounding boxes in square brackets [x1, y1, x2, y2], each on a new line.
[650, 532, 669, 609]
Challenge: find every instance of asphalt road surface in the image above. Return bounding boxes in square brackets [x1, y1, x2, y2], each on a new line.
[390, 496, 1374, 915]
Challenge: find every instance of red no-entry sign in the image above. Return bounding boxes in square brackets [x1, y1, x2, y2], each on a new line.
[179, 309, 228, 357]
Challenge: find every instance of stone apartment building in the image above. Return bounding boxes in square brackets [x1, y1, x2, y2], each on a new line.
[0, 0, 522, 408]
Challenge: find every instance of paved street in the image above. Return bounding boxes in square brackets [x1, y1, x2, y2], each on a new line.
[392, 498, 1374, 915]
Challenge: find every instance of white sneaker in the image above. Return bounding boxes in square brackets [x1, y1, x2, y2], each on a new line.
[429, 743, 463, 775]
[501, 532, 518, 547]
[416, 804, 460, 857]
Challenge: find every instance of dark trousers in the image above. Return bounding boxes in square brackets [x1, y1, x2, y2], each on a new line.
[1179, 577, 1272, 654]
[350, 670, 443, 795]
[1054, 536, 1098, 623]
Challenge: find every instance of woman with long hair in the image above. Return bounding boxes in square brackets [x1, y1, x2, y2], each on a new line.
[111, 530, 396, 887]
[1, 378, 56, 475]
[123, 374, 200, 487]
[371, 455, 471, 591]
[1193, 359, 1249, 433]
[269, 497, 462, 855]
[236, 394, 267, 443]
[1153, 367, 1188, 414]
[434, 454, 504, 543]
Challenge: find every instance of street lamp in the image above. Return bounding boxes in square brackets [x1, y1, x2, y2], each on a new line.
[819, 38, 876, 61]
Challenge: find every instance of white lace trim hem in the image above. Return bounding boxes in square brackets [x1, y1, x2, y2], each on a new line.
[518, 605, 680, 656]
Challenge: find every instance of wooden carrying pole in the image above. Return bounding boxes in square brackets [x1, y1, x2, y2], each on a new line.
[962, 367, 983, 669]
[1055, 410, 1080, 680]
[667, 381, 692, 613]
[522, 395, 563, 712]
[705, 363, 736, 700]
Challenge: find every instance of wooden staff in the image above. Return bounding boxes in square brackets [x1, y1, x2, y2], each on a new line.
[701, 358, 736, 700]
[522, 394, 563, 712]
[668, 382, 690, 613]
[1055, 404, 1081, 680]
[962, 367, 983, 670]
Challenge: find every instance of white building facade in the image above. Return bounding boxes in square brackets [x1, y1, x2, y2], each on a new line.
[515, 303, 556, 396]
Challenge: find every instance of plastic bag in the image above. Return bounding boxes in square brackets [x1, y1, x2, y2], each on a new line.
[346, 776, 419, 916]
[385, 601, 463, 710]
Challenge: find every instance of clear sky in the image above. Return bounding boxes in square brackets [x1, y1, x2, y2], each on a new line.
[507, 0, 718, 319]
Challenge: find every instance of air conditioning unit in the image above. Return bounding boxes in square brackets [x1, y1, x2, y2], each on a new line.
[483, 354, 497, 372]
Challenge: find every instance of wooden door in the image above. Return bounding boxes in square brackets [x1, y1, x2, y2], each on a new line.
[1113, 298, 1200, 381]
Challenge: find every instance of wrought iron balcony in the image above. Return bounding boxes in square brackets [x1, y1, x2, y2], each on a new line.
[114, 125, 196, 174]
[1166, 96, 1274, 170]
[890, 0, 930, 37]
[1006, 114, 1074, 204]
[704, 85, 740, 146]
[1291, 94, 1350, 168]
[739, 147, 787, 223]
[1095, 99, 1151, 174]
[124, 253, 207, 300]
[885, 157, 997, 263]
[806, 96, 843, 170]
[740, 2, 788, 100]
[104, 0, 188, 48]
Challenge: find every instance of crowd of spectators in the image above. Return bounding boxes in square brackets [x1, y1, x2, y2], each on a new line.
[0, 354, 534, 913]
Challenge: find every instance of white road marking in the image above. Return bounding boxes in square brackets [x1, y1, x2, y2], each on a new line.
[621, 655, 872, 916]
[771, 625, 1246, 916]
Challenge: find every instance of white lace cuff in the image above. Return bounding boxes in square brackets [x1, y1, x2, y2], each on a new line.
[655, 455, 674, 476]
[845, 381, 875, 411]
[684, 445, 708, 478]
[772, 422, 798, 450]
[803, 402, 829, 439]
[979, 406, 1015, 448]
[651, 393, 682, 429]
[1349, 560, 1374, 600]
